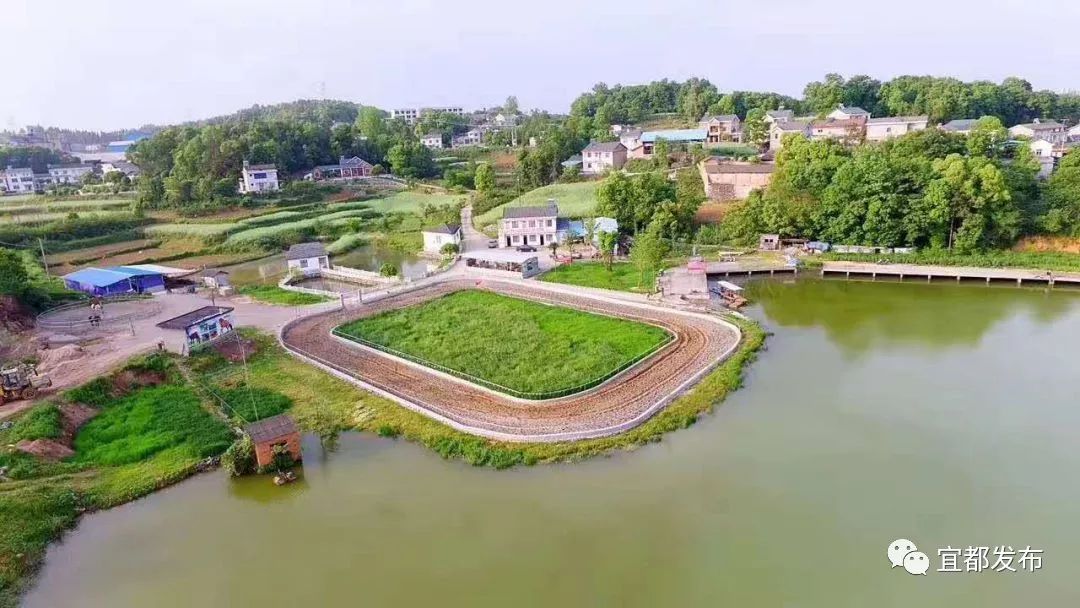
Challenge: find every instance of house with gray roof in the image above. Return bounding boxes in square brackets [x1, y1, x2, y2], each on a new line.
[769, 120, 811, 150]
[581, 140, 627, 175]
[765, 109, 794, 124]
[827, 105, 871, 121]
[285, 242, 329, 275]
[498, 202, 559, 249]
[939, 119, 980, 135]
[1009, 119, 1067, 145]
[865, 116, 929, 141]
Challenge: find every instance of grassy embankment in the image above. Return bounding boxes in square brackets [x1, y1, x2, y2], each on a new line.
[235, 285, 330, 306]
[540, 262, 658, 293]
[335, 290, 671, 396]
[0, 353, 257, 608]
[820, 250, 1080, 272]
[474, 182, 602, 228]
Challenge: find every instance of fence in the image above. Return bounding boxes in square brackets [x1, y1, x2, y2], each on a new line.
[330, 327, 672, 401]
[36, 294, 157, 330]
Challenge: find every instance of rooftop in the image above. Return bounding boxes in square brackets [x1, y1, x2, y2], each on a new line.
[244, 414, 299, 443]
[582, 141, 625, 153]
[640, 129, 708, 143]
[503, 203, 558, 219]
[285, 242, 327, 260]
[701, 114, 738, 122]
[832, 105, 870, 116]
[1015, 120, 1064, 130]
[940, 119, 979, 131]
[245, 163, 276, 172]
[866, 116, 929, 124]
[156, 306, 234, 330]
[423, 223, 461, 235]
[773, 120, 810, 132]
[767, 109, 794, 120]
[62, 267, 139, 288]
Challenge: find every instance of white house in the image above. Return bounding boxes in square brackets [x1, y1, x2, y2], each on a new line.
[452, 129, 484, 148]
[498, 202, 558, 248]
[827, 105, 871, 121]
[420, 133, 444, 149]
[1029, 139, 1056, 179]
[764, 109, 794, 124]
[1010, 119, 1067, 145]
[864, 116, 929, 141]
[0, 166, 35, 193]
[47, 163, 93, 184]
[422, 224, 462, 254]
[581, 141, 627, 175]
[100, 160, 141, 181]
[285, 242, 329, 274]
[238, 161, 280, 194]
[769, 121, 811, 150]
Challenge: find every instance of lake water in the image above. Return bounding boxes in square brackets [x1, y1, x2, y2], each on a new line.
[24, 279, 1080, 607]
[224, 243, 431, 286]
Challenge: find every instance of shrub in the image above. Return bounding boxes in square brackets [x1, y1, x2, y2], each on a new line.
[8, 404, 64, 442]
[440, 242, 459, 255]
[265, 443, 295, 473]
[65, 377, 114, 407]
[221, 436, 256, 476]
[376, 424, 400, 438]
[379, 262, 399, 277]
[217, 386, 292, 422]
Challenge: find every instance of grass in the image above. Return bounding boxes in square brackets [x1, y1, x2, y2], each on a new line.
[0, 210, 132, 225]
[708, 143, 760, 157]
[540, 262, 658, 293]
[822, 250, 1080, 272]
[72, 385, 233, 467]
[326, 233, 367, 254]
[223, 209, 374, 247]
[336, 290, 671, 396]
[6, 405, 63, 443]
[145, 223, 237, 240]
[0, 198, 131, 217]
[236, 284, 331, 305]
[362, 191, 465, 214]
[214, 386, 292, 423]
[475, 182, 602, 227]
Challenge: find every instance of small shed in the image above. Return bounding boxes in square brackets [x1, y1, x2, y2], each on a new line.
[759, 234, 780, 251]
[285, 242, 329, 275]
[244, 414, 302, 469]
[157, 306, 235, 348]
[201, 269, 231, 291]
[462, 250, 541, 278]
[422, 224, 461, 254]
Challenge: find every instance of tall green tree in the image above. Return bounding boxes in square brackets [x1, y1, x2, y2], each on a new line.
[629, 223, 669, 288]
[474, 163, 495, 193]
[743, 108, 769, 146]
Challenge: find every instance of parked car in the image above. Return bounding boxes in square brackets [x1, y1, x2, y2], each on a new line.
[516, 245, 537, 253]
[488, 239, 498, 248]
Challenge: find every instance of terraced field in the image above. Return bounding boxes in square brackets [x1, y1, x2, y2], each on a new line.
[475, 182, 601, 227]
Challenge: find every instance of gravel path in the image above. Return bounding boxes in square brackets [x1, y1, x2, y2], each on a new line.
[280, 277, 741, 442]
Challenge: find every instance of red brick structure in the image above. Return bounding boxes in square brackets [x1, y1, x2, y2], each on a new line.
[244, 414, 302, 469]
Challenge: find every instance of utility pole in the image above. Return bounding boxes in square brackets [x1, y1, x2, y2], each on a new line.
[38, 238, 49, 277]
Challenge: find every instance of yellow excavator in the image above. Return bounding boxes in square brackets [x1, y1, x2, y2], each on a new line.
[0, 363, 52, 406]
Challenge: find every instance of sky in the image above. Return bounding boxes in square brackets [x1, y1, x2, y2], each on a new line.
[5, 0, 1080, 131]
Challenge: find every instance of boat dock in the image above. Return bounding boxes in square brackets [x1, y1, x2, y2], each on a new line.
[704, 262, 798, 277]
[821, 262, 1080, 286]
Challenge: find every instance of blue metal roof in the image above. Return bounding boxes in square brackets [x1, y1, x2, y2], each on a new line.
[640, 129, 708, 143]
[63, 268, 134, 287]
[107, 266, 163, 277]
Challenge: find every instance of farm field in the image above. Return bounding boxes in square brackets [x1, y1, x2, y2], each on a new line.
[475, 181, 601, 227]
[335, 289, 671, 395]
[1, 209, 133, 224]
[540, 262, 658, 293]
[361, 191, 466, 214]
[44, 239, 159, 266]
[0, 198, 132, 217]
[49, 239, 206, 274]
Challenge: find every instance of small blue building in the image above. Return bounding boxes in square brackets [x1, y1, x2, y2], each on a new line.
[63, 266, 165, 296]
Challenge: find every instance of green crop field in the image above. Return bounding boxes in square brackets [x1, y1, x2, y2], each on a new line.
[335, 289, 670, 396]
[475, 181, 602, 227]
[541, 262, 659, 293]
[145, 223, 238, 240]
[363, 191, 465, 214]
[0, 198, 132, 217]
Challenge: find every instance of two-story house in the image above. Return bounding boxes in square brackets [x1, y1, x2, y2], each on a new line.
[809, 118, 865, 145]
[827, 105, 871, 121]
[238, 161, 280, 194]
[769, 120, 811, 150]
[498, 202, 559, 248]
[699, 115, 742, 144]
[1009, 119, 1067, 145]
[0, 166, 36, 193]
[452, 129, 484, 148]
[420, 133, 444, 149]
[764, 109, 794, 125]
[864, 116, 929, 141]
[581, 141, 627, 175]
[47, 163, 93, 184]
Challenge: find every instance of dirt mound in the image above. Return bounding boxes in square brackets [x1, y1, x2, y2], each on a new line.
[214, 337, 259, 362]
[0, 295, 34, 332]
[16, 439, 74, 461]
[112, 368, 167, 394]
[58, 403, 97, 436]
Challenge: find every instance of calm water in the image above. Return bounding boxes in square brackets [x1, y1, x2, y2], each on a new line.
[24, 279, 1080, 607]
[225, 243, 431, 286]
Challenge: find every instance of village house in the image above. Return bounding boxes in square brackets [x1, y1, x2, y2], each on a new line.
[768, 120, 811, 150]
[201, 269, 232, 294]
[864, 116, 929, 141]
[452, 129, 484, 148]
[616, 127, 643, 150]
[309, 156, 374, 181]
[0, 166, 35, 194]
[699, 115, 742, 144]
[809, 118, 865, 144]
[939, 119, 979, 135]
[498, 202, 558, 248]
[698, 158, 775, 201]
[47, 163, 93, 184]
[1068, 123, 1080, 141]
[1029, 139, 1057, 179]
[1010, 119, 1067, 145]
[285, 242, 329, 275]
[554, 217, 619, 246]
[420, 133, 444, 149]
[581, 141, 627, 175]
[238, 161, 279, 194]
[99, 160, 141, 181]
[422, 223, 462, 254]
[244, 414, 302, 470]
[157, 305, 235, 350]
[764, 109, 794, 124]
[827, 105, 871, 121]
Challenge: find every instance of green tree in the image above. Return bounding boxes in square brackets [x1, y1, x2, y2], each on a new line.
[652, 139, 671, 170]
[966, 116, 1008, 158]
[916, 155, 1018, 252]
[598, 231, 618, 270]
[503, 95, 520, 115]
[629, 223, 669, 288]
[1041, 150, 1080, 235]
[0, 248, 29, 300]
[474, 163, 495, 192]
[743, 108, 769, 146]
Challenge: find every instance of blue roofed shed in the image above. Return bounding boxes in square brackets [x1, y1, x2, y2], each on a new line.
[63, 266, 165, 296]
[640, 129, 708, 144]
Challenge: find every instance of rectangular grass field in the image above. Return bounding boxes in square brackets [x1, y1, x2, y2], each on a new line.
[334, 289, 671, 397]
[475, 181, 601, 227]
[540, 262, 658, 293]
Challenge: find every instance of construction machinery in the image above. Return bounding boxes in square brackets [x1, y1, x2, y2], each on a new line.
[0, 363, 52, 406]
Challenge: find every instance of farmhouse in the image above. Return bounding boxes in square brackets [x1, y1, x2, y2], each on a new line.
[939, 119, 979, 135]
[699, 114, 742, 143]
[99, 160, 141, 180]
[699, 159, 775, 201]
[420, 133, 444, 149]
[809, 118, 865, 144]
[310, 156, 374, 181]
[244, 414, 302, 469]
[1029, 139, 1057, 178]
[422, 224, 462, 254]
[581, 141, 627, 175]
[765, 109, 794, 124]
[498, 202, 558, 248]
[47, 163, 93, 184]
[769, 120, 811, 150]
[238, 161, 279, 194]
[63, 266, 166, 296]
[157, 305, 235, 349]
[201, 269, 232, 293]
[827, 105, 870, 121]
[865, 116, 929, 141]
[0, 166, 35, 193]
[285, 242, 329, 274]
[554, 217, 618, 245]
[452, 129, 484, 148]
[1010, 119, 1067, 144]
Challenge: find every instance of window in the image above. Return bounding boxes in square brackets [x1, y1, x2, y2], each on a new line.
[528, 220, 536, 228]
[546, 219, 553, 227]
[512, 235, 521, 244]
[529, 234, 537, 243]
[512, 221, 519, 229]
[299, 259, 308, 268]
